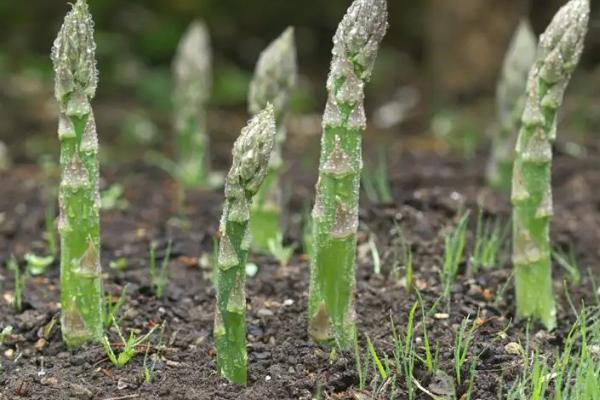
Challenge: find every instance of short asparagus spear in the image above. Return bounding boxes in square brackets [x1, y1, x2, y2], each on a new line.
[51, 0, 104, 346]
[308, 0, 388, 347]
[487, 20, 537, 191]
[512, 0, 589, 330]
[214, 106, 276, 385]
[172, 20, 212, 187]
[248, 27, 297, 252]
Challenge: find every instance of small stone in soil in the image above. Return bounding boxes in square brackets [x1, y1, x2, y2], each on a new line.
[257, 308, 274, 317]
[504, 342, 523, 355]
[40, 376, 58, 386]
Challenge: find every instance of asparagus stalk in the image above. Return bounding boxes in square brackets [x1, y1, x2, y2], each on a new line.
[248, 27, 297, 252]
[172, 20, 212, 187]
[308, 0, 388, 347]
[512, 0, 589, 330]
[51, 0, 104, 346]
[487, 20, 537, 191]
[214, 106, 276, 384]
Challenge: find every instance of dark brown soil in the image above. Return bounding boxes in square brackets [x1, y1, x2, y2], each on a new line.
[1, 139, 600, 400]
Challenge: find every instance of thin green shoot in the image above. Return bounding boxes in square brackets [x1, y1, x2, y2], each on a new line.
[464, 356, 478, 400]
[7, 256, 26, 313]
[301, 206, 313, 262]
[103, 284, 129, 329]
[267, 233, 295, 267]
[210, 237, 219, 286]
[405, 302, 418, 356]
[552, 244, 581, 285]
[353, 332, 367, 390]
[494, 270, 514, 307]
[390, 316, 416, 400]
[24, 253, 54, 276]
[442, 211, 470, 299]
[362, 149, 393, 204]
[313, 381, 323, 400]
[149, 240, 173, 298]
[366, 335, 387, 380]
[39, 156, 59, 259]
[587, 269, 600, 306]
[368, 234, 381, 275]
[562, 280, 579, 317]
[454, 314, 477, 385]
[143, 321, 166, 384]
[470, 209, 508, 273]
[404, 245, 414, 292]
[44, 200, 57, 258]
[416, 291, 437, 374]
[530, 352, 549, 400]
[102, 317, 158, 368]
[328, 347, 337, 362]
[391, 223, 413, 291]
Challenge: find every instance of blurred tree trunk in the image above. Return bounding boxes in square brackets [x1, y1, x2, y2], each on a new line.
[427, 0, 528, 102]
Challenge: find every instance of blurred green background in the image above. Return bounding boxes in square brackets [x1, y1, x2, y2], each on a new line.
[1, 0, 599, 164]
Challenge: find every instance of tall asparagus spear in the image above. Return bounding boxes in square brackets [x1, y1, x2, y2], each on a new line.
[512, 0, 589, 330]
[248, 27, 297, 252]
[172, 20, 212, 187]
[51, 0, 104, 346]
[487, 20, 537, 191]
[214, 106, 276, 385]
[308, 0, 388, 348]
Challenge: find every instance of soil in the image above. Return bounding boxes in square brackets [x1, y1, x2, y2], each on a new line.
[1, 134, 600, 399]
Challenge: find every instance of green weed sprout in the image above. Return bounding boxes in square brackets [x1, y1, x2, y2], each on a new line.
[214, 105, 276, 385]
[454, 315, 478, 385]
[100, 184, 128, 210]
[308, 0, 388, 348]
[103, 284, 128, 329]
[469, 210, 508, 273]
[362, 149, 392, 204]
[172, 20, 212, 187]
[267, 233, 295, 267]
[7, 256, 26, 313]
[552, 244, 581, 285]
[149, 240, 173, 298]
[487, 20, 537, 191]
[142, 322, 166, 384]
[512, 0, 589, 330]
[24, 253, 54, 276]
[442, 211, 469, 299]
[51, 0, 104, 346]
[101, 318, 158, 368]
[248, 27, 297, 252]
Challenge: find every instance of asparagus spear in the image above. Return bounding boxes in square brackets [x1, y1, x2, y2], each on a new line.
[308, 0, 388, 347]
[248, 27, 297, 252]
[172, 20, 212, 187]
[214, 105, 276, 384]
[487, 20, 537, 191]
[51, 0, 104, 346]
[512, 0, 589, 330]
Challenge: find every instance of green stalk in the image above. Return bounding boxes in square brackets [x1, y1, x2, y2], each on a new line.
[512, 0, 589, 330]
[214, 106, 276, 384]
[172, 20, 212, 187]
[487, 20, 536, 192]
[248, 27, 297, 252]
[51, 0, 104, 346]
[308, 0, 388, 348]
